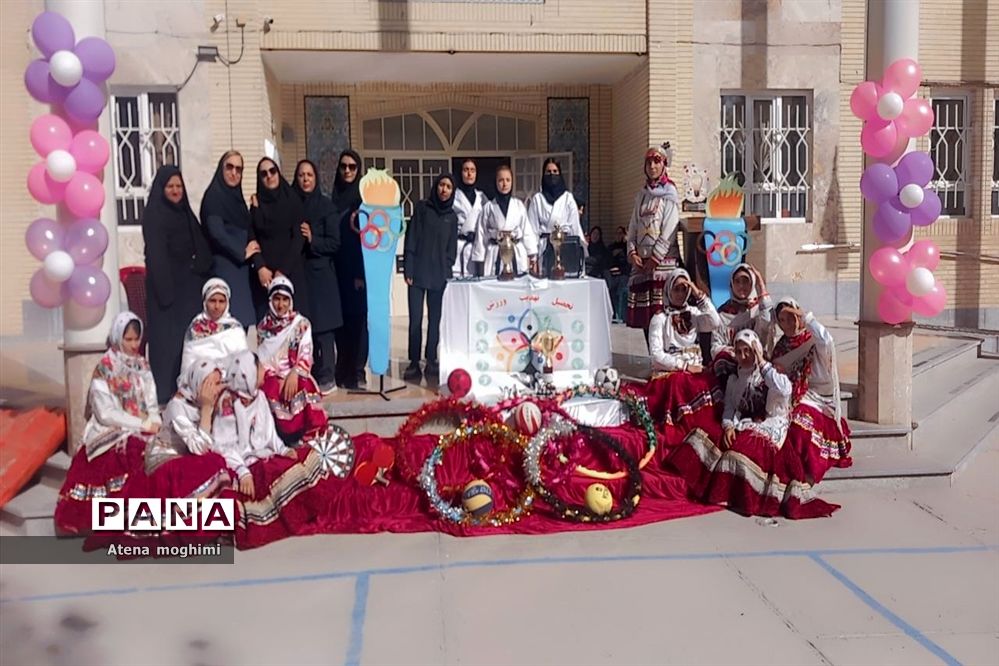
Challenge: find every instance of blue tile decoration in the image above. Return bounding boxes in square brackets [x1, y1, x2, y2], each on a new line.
[305, 96, 350, 195]
[547, 97, 590, 228]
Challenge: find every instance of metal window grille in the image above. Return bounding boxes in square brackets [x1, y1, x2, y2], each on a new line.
[929, 95, 969, 217]
[720, 93, 812, 219]
[992, 99, 998, 216]
[363, 109, 536, 155]
[110, 92, 181, 225]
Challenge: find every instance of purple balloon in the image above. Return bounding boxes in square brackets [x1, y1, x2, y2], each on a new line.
[68, 265, 111, 307]
[31, 11, 76, 58]
[63, 78, 106, 123]
[65, 218, 108, 264]
[860, 163, 899, 203]
[911, 190, 942, 227]
[872, 199, 912, 244]
[24, 58, 68, 104]
[25, 218, 66, 261]
[894, 151, 934, 187]
[76, 37, 116, 82]
[30, 269, 69, 308]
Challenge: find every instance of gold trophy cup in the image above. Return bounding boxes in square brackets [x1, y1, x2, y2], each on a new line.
[498, 230, 516, 281]
[532, 329, 562, 376]
[549, 225, 566, 280]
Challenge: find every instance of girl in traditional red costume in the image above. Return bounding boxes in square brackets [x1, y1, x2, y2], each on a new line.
[669, 329, 840, 518]
[710, 263, 774, 390]
[179, 277, 248, 380]
[771, 297, 852, 485]
[55, 312, 162, 534]
[256, 276, 328, 442]
[625, 143, 681, 339]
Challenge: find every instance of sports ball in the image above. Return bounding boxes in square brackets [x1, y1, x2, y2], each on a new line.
[593, 366, 620, 392]
[514, 401, 543, 436]
[585, 483, 614, 515]
[447, 368, 472, 399]
[462, 479, 494, 518]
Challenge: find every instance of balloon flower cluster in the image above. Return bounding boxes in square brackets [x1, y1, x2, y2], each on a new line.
[851, 58, 945, 325]
[23, 12, 115, 317]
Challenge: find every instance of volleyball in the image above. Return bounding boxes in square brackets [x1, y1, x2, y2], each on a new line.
[593, 366, 620, 392]
[585, 483, 614, 515]
[447, 368, 472, 399]
[513, 401, 543, 435]
[461, 479, 494, 518]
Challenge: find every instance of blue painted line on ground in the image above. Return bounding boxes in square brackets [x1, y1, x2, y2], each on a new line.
[809, 554, 963, 666]
[1, 544, 995, 605]
[344, 574, 369, 666]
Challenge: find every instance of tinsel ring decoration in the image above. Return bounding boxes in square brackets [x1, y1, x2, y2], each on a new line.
[554, 384, 658, 480]
[419, 421, 535, 527]
[524, 416, 642, 523]
[394, 396, 502, 485]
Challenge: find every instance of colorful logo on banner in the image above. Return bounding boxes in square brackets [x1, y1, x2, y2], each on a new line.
[354, 169, 405, 376]
[698, 175, 750, 307]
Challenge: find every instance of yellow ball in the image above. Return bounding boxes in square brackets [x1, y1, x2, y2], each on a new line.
[462, 479, 494, 518]
[585, 483, 614, 515]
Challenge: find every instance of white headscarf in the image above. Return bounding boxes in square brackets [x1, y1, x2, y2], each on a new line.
[664, 267, 692, 310]
[223, 349, 285, 455]
[267, 276, 295, 319]
[178, 358, 222, 405]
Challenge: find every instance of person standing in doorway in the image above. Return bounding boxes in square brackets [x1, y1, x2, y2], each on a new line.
[527, 158, 586, 277]
[472, 164, 538, 277]
[331, 149, 369, 389]
[453, 158, 487, 278]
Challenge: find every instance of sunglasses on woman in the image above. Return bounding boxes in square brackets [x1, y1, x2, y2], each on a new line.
[225, 163, 244, 173]
[259, 166, 279, 178]
[339, 162, 358, 172]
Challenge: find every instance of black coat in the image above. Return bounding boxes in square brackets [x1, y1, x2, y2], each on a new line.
[294, 171, 343, 333]
[330, 149, 366, 317]
[404, 176, 458, 292]
[585, 239, 612, 278]
[200, 154, 255, 327]
[142, 165, 212, 400]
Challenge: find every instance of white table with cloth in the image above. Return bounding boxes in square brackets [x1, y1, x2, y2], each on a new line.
[440, 276, 615, 407]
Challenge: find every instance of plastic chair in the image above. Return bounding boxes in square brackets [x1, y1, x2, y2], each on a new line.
[118, 266, 148, 355]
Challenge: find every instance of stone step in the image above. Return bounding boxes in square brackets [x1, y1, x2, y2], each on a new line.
[0, 483, 57, 536]
[39, 449, 71, 489]
[912, 354, 999, 422]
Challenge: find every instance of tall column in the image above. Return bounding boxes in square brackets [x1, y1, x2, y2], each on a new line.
[857, 0, 919, 426]
[46, 0, 120, 451]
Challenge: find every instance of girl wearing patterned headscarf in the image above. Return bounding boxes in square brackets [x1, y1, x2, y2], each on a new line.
[771, 297, 852, 485]
[710, 263, 774, 390]
[179, 278, 249, 379]
[669, 329, 841, 519]
[625, 143, 682, 337]
[55, 312, 161, 534]
[256, 276, 328, 441]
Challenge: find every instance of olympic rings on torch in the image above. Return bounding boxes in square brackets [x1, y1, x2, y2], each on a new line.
[353, 207, 405, 252]
[698, 230, 750, 267]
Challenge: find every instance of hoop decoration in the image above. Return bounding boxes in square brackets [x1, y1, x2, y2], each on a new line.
[418, 422, 535, 527]
[697, 229, 751, 268]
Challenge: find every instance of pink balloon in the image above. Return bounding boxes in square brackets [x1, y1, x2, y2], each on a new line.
[30, 114, 72, 157]
[64, 301, 107, 330]
[64, 218, 109, 265]
[907, 239, 940, 271]
[70, 130, 110, 173]
[850, 81, 881, 121]
[896, 98, 934, 138]
[882, 59, 923, 97]
[29, 269, 69, 308]
[869, 246, 909, 288]
[861, 120, 899, 158]
[911, 283, 947, 318]
[68, 265, 111, 307]
[25, 217, 66, 261]
[27, 161, 67, 205]
[64, 172, 105, 217]
[878, 289, 912, 325]
[877, 134, 910, 166]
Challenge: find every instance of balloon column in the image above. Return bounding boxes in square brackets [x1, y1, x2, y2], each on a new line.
[23, 12, 115, 323]
[852, 58, 946, 325]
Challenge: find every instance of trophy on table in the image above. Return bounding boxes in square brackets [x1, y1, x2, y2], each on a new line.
[532, 329, 563, 378]
[549, 225, 566, 280]
[498, 230, 516, 281]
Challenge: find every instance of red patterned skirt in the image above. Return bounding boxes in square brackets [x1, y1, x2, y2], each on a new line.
[625, 270, 666, 329]
[261, 372, 328, 440]
[784, 394, 853, 484]
[641, 372, 722, 446]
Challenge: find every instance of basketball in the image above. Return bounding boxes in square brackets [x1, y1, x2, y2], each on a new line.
[462, 479, 494, 518]
[514, 401, 543, 435]
[447, 368, 472, 399]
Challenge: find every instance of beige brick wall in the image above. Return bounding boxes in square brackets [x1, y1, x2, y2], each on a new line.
[611, 61, 650, 231]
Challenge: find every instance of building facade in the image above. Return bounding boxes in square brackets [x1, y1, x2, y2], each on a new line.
[1, 0, 996, 337]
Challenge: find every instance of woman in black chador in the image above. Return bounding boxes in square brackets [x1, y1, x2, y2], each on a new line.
[142, 164, 212, 400]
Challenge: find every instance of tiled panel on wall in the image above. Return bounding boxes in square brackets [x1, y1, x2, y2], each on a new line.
[305, 96, 351, 195]
[547, 97, 590, 225]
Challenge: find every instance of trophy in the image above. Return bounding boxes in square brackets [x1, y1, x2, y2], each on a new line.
[498, 230, 516, 281]
[532, 329, 562, 377]
[549, 225, 566, 280]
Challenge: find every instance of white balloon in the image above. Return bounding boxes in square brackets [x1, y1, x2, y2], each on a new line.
[46, 149, 77, 182]
[43, 250, 75, 283]
[49, 50, 83, 87]
[877, 92, 904, 120]
[899, 183, 925, 208]
[906, 266, 935, 297]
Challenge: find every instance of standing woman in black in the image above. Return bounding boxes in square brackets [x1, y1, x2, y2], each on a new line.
[293, 159, 343, 394]
[331, 149, 368, 389]
[142, 165, 212, 400]
[248, 158, 311, 322]
[403, 173, 458, 383]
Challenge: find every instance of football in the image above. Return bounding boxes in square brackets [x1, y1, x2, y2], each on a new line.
[593, 366, 620, 391]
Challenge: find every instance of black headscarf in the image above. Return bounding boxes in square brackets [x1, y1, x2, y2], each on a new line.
[292, 159, 336, 225]
[427, 173, 455, 214]
[541, 158, 567, 205]
[331, 149, 363, 213]
[256, 158, 297, 205]
[200, 152, 250, 232]
[457, 161, 478, 204]
[144, 165, 211, 273]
